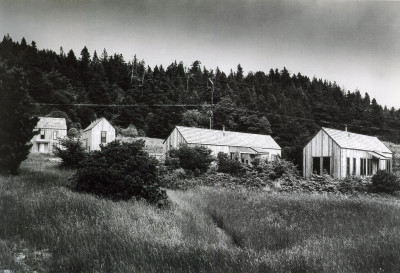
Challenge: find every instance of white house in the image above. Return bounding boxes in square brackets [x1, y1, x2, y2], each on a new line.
[30, 117, 67, 154]
[303, 127, 392, 179]
[82, 117, 116, 151]
[164, 126, 281, 164]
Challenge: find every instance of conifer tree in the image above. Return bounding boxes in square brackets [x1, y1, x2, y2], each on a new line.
[0, 63, 38, 174]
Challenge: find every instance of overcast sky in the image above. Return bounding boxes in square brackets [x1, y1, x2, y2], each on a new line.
[1, 0, 399, 108]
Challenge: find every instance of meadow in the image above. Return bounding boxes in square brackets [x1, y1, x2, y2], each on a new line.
[1, 155, 400, 272]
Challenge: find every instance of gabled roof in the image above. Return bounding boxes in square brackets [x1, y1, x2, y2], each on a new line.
[36, 117, 67, 130]
[174, 126, 281, 150]
[83, 117, 113, 132]
[322, 127, 392, 154]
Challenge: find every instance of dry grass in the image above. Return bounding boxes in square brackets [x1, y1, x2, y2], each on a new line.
[1, 154, 400, 272]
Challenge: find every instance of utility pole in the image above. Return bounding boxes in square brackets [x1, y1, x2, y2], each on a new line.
[208, 78, 214, 129]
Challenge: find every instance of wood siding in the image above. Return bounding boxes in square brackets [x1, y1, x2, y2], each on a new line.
[303, 130, 340, 178]
[82, 119, 115, 151]
[164, 127, 187, 154]
[30, 128, 67, 154]
[304, 129, 393, 179]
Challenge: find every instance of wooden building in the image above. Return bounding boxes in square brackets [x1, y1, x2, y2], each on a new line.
[164, 126, 281, 164]
[82, 117, 116, 151]
[30, 117, 67, 154]
[303, 127, 392, 179]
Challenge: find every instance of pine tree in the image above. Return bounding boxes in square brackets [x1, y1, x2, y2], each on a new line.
[0, 63, 39, 174]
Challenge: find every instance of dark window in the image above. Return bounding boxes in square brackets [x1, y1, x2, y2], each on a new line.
[386, 160, 391, 172]
[367, 159, 372, 175]
[40, 129, 45, 139]
[323, 157, 330, 175]
[353, 158, 356, 175]
[53, 130, 58, 140]
[346, 158, 350, 176]
[313, 157, 321, 175]
[360, 158, 366, 176]
[241, 158, 244, 163]
[101, 131, 107, 143]
[246, 160, 248, 164]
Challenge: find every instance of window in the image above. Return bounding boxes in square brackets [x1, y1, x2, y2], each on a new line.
[101, 131, 107, 143]
[241, 158, 244, 163]
[323, 157, 330, 175]
[40, 129, 45, 139]
[53, 130, 58, 140]
[386, 160, 391, 172]
[353, 158, 356, 175]
[313, 157, 321, 175]
[360, 158, 366, 176]
[367, 159, 372, 176]
[346, 158, 350, 176]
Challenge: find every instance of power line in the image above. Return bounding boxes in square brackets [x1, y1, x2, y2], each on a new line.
[30, 103, 400, 134]
[31, 103, 207, 107]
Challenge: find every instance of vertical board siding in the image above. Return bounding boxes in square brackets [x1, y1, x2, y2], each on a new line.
[31, 128, 67, 154]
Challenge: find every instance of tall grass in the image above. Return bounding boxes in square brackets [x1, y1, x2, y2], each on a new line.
[182, 187, 400, 272]
[0, 155, 255, 272]
[1, 154, 400, 272]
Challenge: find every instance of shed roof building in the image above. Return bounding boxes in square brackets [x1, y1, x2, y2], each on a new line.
[303, 127, 392, 179]
[164, 126, 281, 164]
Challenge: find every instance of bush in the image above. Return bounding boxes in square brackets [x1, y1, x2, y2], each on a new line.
[370, 170, 399, 193]
[72, 140, 168, 206]
[217, 152, 245, 175]
[169, 145, 214, 175]
[164, 156, 180, 170]
[53, 137, 87, 168]
[251, 158, 300, 181]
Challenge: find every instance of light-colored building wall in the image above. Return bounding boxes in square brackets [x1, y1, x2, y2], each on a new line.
[164, 127, 281, 164]
[304, 129, 392, 179]
[82, 119, 116, 151]
[31, 128, 67, 154]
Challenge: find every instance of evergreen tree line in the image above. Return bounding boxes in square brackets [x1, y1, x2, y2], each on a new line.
[1, 34, 400, 168]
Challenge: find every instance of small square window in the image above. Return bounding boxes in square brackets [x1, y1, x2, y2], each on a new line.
[40, 129, 45, 139]
[53, 130, 58, 140]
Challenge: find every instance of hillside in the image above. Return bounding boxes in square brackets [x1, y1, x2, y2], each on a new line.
[1, 155, 400, 272]
[1, 34, 400, 167]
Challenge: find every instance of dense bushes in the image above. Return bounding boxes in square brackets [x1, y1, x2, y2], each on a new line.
[72, 140, 168, 206]
[370, 170, 399, 193]
[216, 152, 244, 175]
[53, 137, 87, 168]
[168, 145, 214, 175]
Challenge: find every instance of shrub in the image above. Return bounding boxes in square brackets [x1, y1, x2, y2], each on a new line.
[370, 170, 399, 193]
[251, 158, 300, 181]
[169, 145, 214, 175]
[53, 137, 87, 168]
[164, 156, 180, 170]
[217, 152, 245, 175]
[72, 140, 168, 206]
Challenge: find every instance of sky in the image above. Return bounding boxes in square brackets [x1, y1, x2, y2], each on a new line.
[1, 0, 399, 108]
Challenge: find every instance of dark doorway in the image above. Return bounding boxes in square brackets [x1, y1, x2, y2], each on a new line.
[313, 157, 320, 175]
[323, 157, 331, 175]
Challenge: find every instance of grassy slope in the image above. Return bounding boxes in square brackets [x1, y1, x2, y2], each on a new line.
[1, 155, 400, 272]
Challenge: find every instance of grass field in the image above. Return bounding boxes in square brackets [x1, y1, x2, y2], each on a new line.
[1, 155, 400, 272]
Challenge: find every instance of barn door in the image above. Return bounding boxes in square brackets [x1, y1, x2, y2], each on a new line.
[313, 157, 320, 175]
[323, 157, 330, 175]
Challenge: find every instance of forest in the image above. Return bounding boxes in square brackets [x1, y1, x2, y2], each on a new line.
[1, 34, 399, 167]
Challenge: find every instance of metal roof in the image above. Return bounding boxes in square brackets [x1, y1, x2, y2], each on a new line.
[175, 126, 281, 150]
[36, 117, 67, 130]
[322, 127, 392, 154]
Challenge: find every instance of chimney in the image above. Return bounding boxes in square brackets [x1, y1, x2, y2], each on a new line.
[223, 125, 225, 136]
[345, 125, 347, 132]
